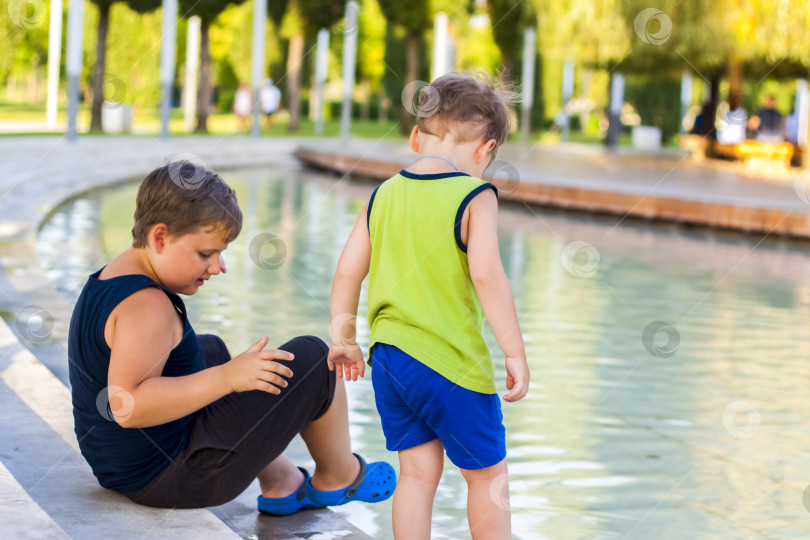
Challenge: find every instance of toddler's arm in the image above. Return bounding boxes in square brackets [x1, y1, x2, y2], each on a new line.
[328, 204, 372, 381]
[466, 189, 530, 402]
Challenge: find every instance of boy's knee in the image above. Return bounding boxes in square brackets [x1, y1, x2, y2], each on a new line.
[280, 335, 331, 383]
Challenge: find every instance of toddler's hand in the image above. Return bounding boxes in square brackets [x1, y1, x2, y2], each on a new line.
[503, 356, 529, 402]
[327, 344, 365, 381]
[223, 335, 295, 394]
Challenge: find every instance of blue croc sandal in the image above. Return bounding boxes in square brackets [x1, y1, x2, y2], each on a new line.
[305, 453, 396, 506]
[257, 467, 325, 516]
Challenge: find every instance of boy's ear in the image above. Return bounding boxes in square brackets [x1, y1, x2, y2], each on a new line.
[150, 223, 170, 253]
[474, 138, 497, 164]
[409, 125, 420, 153]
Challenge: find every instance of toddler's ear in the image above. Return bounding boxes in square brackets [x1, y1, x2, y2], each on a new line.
[475, 138, 497, 164]
[409, 125, 420, 153]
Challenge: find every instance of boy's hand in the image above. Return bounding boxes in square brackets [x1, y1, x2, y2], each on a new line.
[327, 345, 366, 381]
[223, 335, 295, 394]
[503, 356, 529, 402]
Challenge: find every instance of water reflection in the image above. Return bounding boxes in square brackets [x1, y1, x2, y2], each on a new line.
[38, 166, 810, 539]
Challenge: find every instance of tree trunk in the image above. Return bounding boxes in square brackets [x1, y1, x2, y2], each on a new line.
[727, 57, 743, 98]
[286, 33, 304, 132]
[500, 54, 514, 81]
[91, 2, 110, 131]
[195, 20, 211, 133]
[400, 31, 419, 135]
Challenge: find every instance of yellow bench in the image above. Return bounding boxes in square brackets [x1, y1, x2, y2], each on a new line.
[712, 140, 794, 169]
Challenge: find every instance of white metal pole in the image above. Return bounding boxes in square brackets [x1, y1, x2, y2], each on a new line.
[520, 27, 536, 144]
[46, 0, 63, 129]
[183, 17, 200, 133]
[340, 0, 358, 141]
[160, 0, 177, 138]
[314, 28, 329, 135]
[431, 12, 448, 81]
[561, 58, 574, 141]
[66, 0, 85, 140]
[251, 0, 266, 137]
[680, 71, 693, 134]
[607, 72, 624, 147]
[796, 79, 809, 148]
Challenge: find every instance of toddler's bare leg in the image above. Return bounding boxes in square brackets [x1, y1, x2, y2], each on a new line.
[299, 378, 360, 491]
[460, 459, 511, 540]
[393, 439, 444, 540]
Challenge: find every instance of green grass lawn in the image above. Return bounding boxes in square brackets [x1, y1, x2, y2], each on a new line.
[0, 100, 650, 147]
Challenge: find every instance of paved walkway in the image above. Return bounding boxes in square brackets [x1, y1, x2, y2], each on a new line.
[296, 139, 810, 238]
[0, 135, 370, 540]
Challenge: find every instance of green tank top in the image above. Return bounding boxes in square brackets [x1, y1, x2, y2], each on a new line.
[367, 169, 498, 394]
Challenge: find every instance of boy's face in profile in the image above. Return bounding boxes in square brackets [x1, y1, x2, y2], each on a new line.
[153, 226, 229, 295]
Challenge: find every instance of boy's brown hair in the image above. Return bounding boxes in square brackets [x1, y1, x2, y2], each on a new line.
[131, 162, 242, 248]
[416, 72, 516, 161]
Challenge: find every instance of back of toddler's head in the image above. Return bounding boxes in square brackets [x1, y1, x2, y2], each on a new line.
[416, 72, 517, 158]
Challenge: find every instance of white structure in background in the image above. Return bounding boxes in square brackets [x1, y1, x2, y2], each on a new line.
[340, 0, 358, 140]
[796, 79, 810, 148]
[160, 0, 177, 138]
[46, 0, 63, 129]
[313, 28, 330, 135]
[606, 72, 624, 147]
[520, 27, 536, 144]
[66, 0, 85, 140]
[431, 12, 451, 81]
[560, 58, 574, 141]
[250, 0, 266, 137]
[183, 17, 200, 132]
[680, 71, 692, 134]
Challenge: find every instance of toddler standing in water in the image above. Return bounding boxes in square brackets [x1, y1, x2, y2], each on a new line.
[328, 72, 530, 539]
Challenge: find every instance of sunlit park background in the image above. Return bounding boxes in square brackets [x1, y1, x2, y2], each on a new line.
[6, 0, 810, 540]
[2, 0, 809, 152]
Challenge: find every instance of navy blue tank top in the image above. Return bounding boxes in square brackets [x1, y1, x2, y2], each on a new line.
[68, 268, 202, 492]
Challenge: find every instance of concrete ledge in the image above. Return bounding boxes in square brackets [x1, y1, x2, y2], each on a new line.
[0, 461, 70, 540]
[295, 142, 810, 239]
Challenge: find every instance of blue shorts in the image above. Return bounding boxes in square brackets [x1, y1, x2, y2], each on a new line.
[370, 342, 506, 470]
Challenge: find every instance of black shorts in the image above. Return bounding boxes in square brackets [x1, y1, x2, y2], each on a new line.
[123, 334, 335, 508]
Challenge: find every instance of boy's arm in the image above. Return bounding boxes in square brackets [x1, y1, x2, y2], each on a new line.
[466, 189, 530, 402]
[328, 204, 372, 381]
[107, 288, 294, 428]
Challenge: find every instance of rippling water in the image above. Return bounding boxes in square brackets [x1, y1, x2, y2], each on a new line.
[38, 166, 810, 539]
